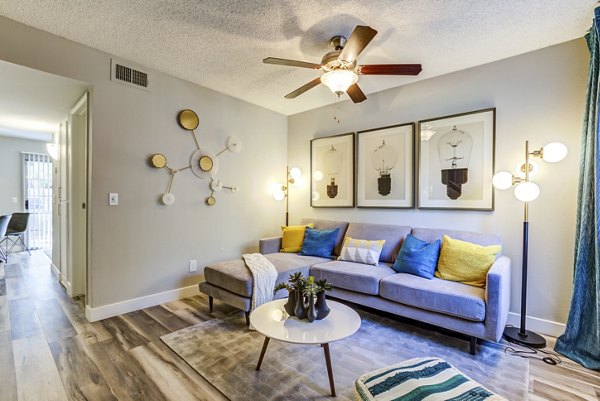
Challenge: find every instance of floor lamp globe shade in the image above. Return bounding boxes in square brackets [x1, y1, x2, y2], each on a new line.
[492, 171, 513, 190]
[514, 181, 540, 202]
[542, 142, 568, 162]
[289, 167, 302, 180]
[313, 170, 324, 182]
[273, 189, 286, 201]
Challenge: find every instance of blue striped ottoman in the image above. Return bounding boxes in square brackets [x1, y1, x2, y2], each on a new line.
[355, 357, 506, 401]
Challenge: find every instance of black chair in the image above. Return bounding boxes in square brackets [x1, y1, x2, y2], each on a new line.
[0, 214, 12, 263]
[3, 213, 31, 260]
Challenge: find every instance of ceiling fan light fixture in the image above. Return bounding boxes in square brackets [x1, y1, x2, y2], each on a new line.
[320, 70, 358, 96]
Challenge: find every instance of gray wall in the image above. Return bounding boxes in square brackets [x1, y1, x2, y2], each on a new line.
[288, 39, 588, 325]
[0, 16, 288, 308]
[0, 136, 47, 214]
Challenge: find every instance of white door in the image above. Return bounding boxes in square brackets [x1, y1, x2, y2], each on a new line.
[58, 120, 70, 289]
[68, 93, 88, 297]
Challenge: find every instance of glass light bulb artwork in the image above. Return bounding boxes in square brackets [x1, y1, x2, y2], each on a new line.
[323, 145, 343, 198]
[312, 191, 321, 201]
[149, 109, 241, 207]
[371, 139, 398, 196]
[542, 142, 568, 163]
[438, 126, 473, 200]
[313, 170, 324, 182]
[514, 181, 540, 202]
[492, 171, 514, 190]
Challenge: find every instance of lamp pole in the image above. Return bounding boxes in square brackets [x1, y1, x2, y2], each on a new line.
[285, 166, 289, 227]
[503, 140, 546, 348]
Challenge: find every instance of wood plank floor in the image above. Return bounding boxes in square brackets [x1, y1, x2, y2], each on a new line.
[0, 251, 598, 401]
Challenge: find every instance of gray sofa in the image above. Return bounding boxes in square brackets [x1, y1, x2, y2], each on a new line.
[199, 218, 511, 354]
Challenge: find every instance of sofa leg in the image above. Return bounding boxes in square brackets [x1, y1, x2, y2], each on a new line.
[245, 311, 250, 326]
[208, 296, 214, 312]
[469, 337, 477, 355]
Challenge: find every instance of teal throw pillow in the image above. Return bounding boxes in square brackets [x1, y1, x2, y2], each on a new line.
[392, 234, 441, 279]
[299, 227, 339, 258]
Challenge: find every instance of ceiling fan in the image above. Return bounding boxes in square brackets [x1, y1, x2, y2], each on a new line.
[263, 25, 422, 103]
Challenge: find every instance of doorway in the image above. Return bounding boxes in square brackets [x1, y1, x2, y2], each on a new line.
[22, 152, 53, 253]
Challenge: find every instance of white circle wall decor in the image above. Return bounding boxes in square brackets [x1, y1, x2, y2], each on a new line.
[149, 109, 241, 207]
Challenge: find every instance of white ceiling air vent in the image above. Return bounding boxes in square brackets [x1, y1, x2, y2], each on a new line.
[110, 59, 150, 91]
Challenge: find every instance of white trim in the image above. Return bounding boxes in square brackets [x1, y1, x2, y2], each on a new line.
[85, 285, 199, 322]
[51, 262, 60, 278]
[507, 312, 566, 337]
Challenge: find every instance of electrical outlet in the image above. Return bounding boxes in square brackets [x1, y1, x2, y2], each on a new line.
[189, 259, 198, 273]
[109, 193, 119, 206]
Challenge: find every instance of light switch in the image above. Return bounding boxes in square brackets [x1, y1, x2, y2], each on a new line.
[11, 197, 17, 204]
[109, 193, 119, 206]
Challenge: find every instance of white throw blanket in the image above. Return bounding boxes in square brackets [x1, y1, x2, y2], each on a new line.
[242, 253, 278, 328]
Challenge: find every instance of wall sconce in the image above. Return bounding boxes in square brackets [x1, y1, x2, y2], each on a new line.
[492, 140, 567, 348]
[273, 166, 302, 226]
[438, 126, 473, 199]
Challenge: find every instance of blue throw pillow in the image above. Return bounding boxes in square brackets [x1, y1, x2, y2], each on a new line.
[392, 234, 441, 279]
[299, 227, 339, 258]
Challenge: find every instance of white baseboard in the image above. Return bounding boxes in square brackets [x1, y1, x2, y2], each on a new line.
[50, 263, 60, 278]
[85, 285, 200, 322]
[507, 312, 566, 337]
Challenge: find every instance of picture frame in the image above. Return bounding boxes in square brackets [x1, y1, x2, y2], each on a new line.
[357, 123, 414, 208]
[417, 108, 495, 210]
[310, 132, 355, 208]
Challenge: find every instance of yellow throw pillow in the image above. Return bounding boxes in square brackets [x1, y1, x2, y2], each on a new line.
[435, 235, 501, 287]
[280, 224, 314, 253]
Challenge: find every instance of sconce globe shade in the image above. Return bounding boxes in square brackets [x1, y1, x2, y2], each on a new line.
[313, 170, 324, 181]
[514, 160, 539, 178]
[320, 70, 358, 95]
[514, 181, 540, 202]
[492, 171, 514, 190]
[289, 167, 301, 180]
[46, 143, 59, 160]
[273, 188, 286, 201]
[542, 142, 568, 163]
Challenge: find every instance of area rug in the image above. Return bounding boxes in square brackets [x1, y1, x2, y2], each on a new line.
[161, 308, 528, 401]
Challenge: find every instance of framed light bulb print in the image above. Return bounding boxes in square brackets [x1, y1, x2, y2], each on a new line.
[310, 132, 355, 207]
[357, 123, 414, 208]
[417, 108, 495, 210]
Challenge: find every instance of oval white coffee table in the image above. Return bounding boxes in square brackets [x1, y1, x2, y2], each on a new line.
[250, 298, 361, 397]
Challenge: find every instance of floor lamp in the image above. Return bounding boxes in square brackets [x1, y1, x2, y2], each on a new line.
[273, 166, 302, 226]
[492, 140, 567, 348]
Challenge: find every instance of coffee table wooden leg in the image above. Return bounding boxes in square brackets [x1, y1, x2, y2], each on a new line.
[321, 343, 336, 397]
[255, 337, 270, 370]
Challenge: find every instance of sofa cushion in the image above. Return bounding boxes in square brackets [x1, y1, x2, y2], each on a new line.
[411, 227, 502, 249]
[311, 260, 397, 295]
[300, 218, 349, 256]
[281, 224, 313, 253]
[392, 234, 441, 279]
[204, 253, 330, 297]
[380, 273, 486, 322]
[435, 235, 502, 287]
[299, 227, 339, 258]
[338, 237, 386, 266]
[344, 223, 411, 263]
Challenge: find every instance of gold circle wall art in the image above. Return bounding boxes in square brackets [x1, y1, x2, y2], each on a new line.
[149, 109, 242, 207]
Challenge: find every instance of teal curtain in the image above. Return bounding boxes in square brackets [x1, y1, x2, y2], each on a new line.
[554, 8, 600, 370]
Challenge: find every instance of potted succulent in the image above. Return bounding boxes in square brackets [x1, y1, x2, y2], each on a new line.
[274, 272, 306, 317]
[275, 273, 332, 322]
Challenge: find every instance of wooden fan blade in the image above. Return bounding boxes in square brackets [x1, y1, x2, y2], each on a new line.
[347, 83, 367, 103]
[339, 26, 378, 63]
[358, 64, 422, 75]
[263, 57, 322, 69]
[284, 78, 322, 99]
